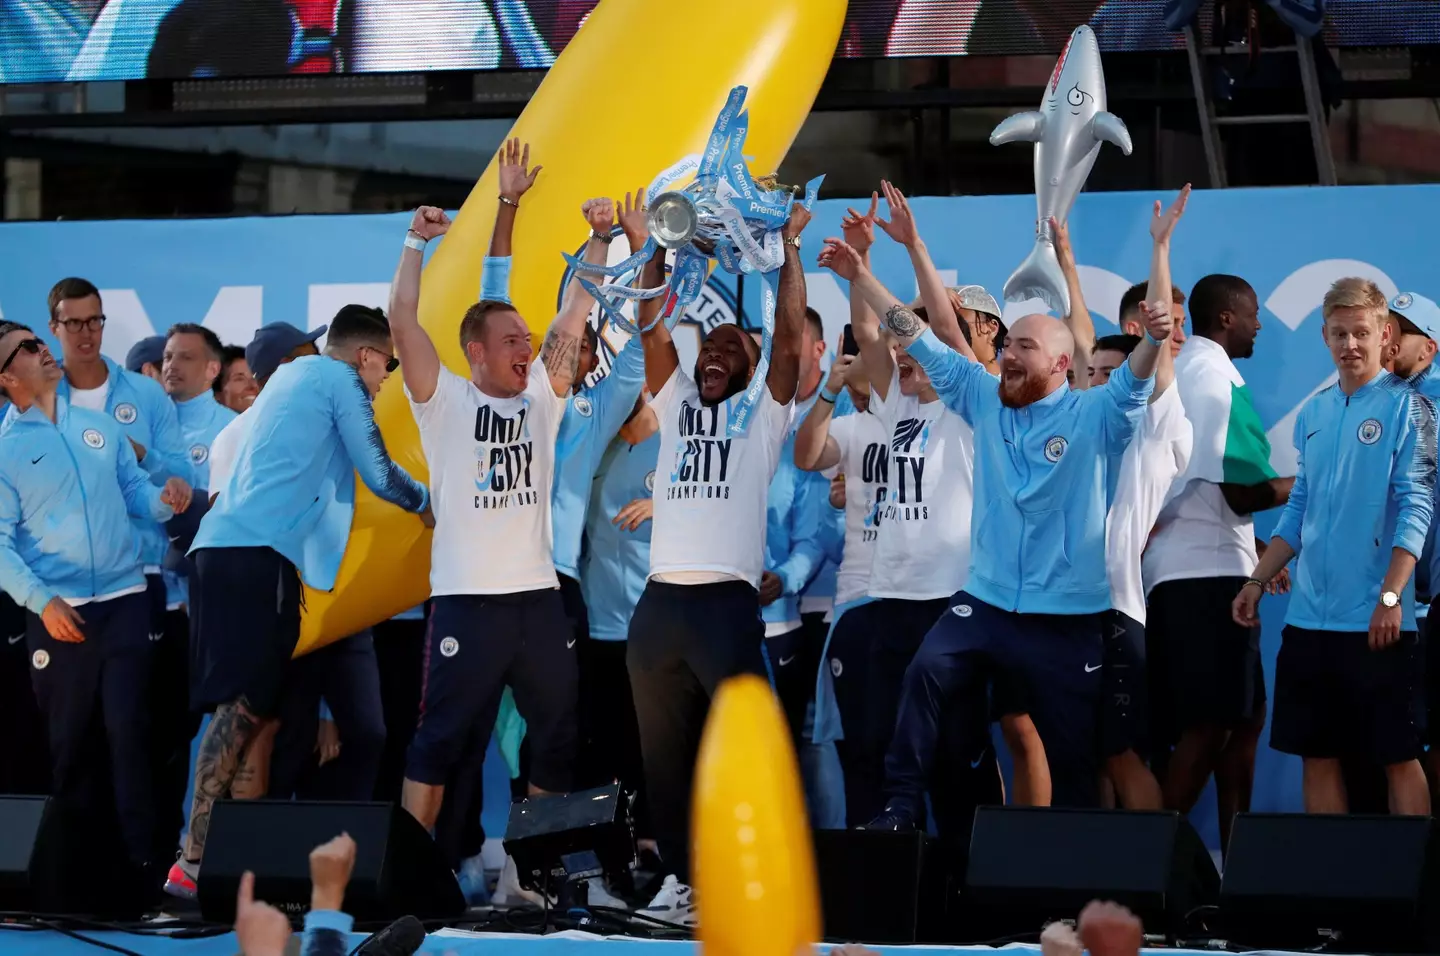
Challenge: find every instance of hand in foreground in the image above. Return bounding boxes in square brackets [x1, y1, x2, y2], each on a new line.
[817, 239, 864, 282]
[841, 193, 878, 255]
[874, 180, 919, 247]
[617, 188, 649, 248]
[759, 571, 783, 606]
[1077, 900, 1144, 956]
[582, 197, 616, 236]
[1370, 599, 1402, 651]
[309, 832, 357, 913]
[1231, 582, 1261, 628]
[1150, 183, 1192, 246]
[235, 871, 292, 956]
[161, 477, 192, 513]
[41, 597, 85, 643]
[613, 497, 653, 532]
[409, 206, 451, 241]
[1041, 920, 1084, 956]
[498, 138, 541, 202]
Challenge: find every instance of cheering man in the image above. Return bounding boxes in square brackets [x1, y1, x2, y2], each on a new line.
[170, 304, 429, 899]
[389, 142, 601, 844]
[0, 322, 190, 884]
[626, 199, 812, 925]
[1235, 278, 1435, 815]
[820, 232, 1167, 823]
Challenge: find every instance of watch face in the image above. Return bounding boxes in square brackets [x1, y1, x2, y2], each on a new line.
[1383, 592, 1400, 608]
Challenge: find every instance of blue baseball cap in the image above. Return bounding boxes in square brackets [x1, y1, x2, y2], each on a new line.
[1390, 292, 1440, 340]
[246, 322, 327, 382]
[125, 335, 166, 373]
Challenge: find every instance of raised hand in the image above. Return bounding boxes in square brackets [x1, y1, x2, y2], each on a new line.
[617, 188, 648, 248]
[783, 203, 812, 240]
[1150, 184, 1192, 246]
[825, 354, 855, 395]
[582, 197, 616, 236]
[1051, 216, 1076, 269]
[498, 138, 541, 202]
[1041, 921, 1084, 956]
[874, 180, 919, 247]
[1141, 298, 1172, 342]
[817, 239, 864, 281]
[309, 832, 357, 913]
[409, 206, 451, 241]
[841, 193, 879, 255]
[234, 871, 292, 956]
[1077, 900, 1144, 956]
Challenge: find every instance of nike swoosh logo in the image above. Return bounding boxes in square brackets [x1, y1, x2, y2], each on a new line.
[30, 456, 43, 465]
[778, 655, 797, 667]
[6, 634, 23, 645]
[1306, 429, 1321, 440]
[1084, 663, 1102, 673]
[970, 754, 987, 769]
[565, 638, 576, 649]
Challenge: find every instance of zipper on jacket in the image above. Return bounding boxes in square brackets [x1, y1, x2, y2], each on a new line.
[56, 425, 100, 598]
[1016, 411, 1031, 611]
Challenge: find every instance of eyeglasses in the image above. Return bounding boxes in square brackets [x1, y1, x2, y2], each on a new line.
[362, 346, 400, 373]
[0, 338, 42, 375]
[55, 314, 105, 334]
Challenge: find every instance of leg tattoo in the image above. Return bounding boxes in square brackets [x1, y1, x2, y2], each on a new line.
[182, 697, 260, 862]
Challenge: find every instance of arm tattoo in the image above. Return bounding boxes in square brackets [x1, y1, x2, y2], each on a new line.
[885, 305, 924, 339]
[540, 328, 581, 384]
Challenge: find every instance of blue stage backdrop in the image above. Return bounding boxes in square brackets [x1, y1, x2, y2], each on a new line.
[0, 183, 1434, 851]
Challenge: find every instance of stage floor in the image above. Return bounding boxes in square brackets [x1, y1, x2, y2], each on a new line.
[0, 928, 1321, 956]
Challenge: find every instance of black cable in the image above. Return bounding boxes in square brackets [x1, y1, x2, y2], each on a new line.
[12, 918, 147, 956]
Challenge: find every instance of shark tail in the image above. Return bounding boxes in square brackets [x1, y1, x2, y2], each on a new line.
[1002, 235, 1071, 316]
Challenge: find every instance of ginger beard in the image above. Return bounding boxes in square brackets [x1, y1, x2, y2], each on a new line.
[999, 350, 1060, 408]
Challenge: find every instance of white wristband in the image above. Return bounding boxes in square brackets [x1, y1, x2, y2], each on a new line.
[403, 233, 427, 253]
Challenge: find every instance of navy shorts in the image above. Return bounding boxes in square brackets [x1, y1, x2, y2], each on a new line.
[1100, 610, 1149, 759]
[1146, 576, 1266, 745]
[405, 589, 577, 792]
[1271, 626, 1423, 765]
[188, 546, 301, 717]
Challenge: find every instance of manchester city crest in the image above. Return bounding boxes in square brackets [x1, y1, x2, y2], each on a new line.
[190, 444, 209, 464]
[114, 403, 137, 425]
[1044, 435, 1068, 462]
[645, 471, 656, 493]
[82, 428, 105, 449]
[573, 396, 593, 418]
[1358, 419, 1383, 445]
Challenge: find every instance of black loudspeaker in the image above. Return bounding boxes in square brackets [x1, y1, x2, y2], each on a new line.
[197, 800, 465, 924]
[1220, 813, 1440, 952]
[0, 796, 55, 912]
[957, 807, 1218, 942]
[814, 829, 952, 943]
[0, 795, 151, 918]
[503, 784, 634, 895]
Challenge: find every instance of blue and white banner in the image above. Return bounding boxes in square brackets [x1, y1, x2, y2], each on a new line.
[2, 184, 1434, 846]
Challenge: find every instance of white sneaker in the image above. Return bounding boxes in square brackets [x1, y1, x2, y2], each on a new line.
[586, 877, 628, 910]
[491, 855, 550, 908]
[635, 874, 697, 927]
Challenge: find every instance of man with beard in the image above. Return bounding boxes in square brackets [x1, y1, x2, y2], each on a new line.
[1143, 273, 1293, 858]
[819, 233, 1167, 823]
[626, 201, 812, 926]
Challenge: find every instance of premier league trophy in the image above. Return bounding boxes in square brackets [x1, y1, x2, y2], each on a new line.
[563, 85, 822, 436]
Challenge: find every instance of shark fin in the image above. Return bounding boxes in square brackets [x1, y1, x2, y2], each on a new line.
[1002, 236, 1071, 316]
[990, 111, 1045, 147]
[1092, 111, 1133, 156]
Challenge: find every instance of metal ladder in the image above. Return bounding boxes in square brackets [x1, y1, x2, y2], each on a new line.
[1183, 22, 1337, 187]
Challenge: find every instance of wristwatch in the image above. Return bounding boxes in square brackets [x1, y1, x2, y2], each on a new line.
[784, 236, 801, 249]
[1381, 590, 1401, 608]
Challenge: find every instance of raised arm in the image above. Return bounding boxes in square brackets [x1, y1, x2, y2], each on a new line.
[332, 370, 429, 515]
[1123, 283, 1170, 383]
[389, 207, 451, 404]
[488, 137, 538, 260]
[766, 203, 812, 404]
[837, 196, 895, 400]
[586, 190, 655, 442]
[1145, 185, 1191, 399]
[876, 180, 975, 359]
[794, 354, 853, 471]
[541, 197, 615, 398]
[641, 245, 680, 397]
[1052, 217, 1094, 387]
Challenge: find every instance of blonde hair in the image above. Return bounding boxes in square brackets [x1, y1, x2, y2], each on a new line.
[1322, 277, 1389, 326]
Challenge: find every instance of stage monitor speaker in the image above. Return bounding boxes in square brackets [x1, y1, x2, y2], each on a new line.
[957, 806, 1218, 943]
[197, 800, 465, 924]
[0, 795, 151, 918]
[813, 829, 952, 943]
[1220, 813, 1440, 952]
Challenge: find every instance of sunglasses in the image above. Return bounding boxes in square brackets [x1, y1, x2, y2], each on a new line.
[0, 338, 42, 375]
[362, 345, 399, 373]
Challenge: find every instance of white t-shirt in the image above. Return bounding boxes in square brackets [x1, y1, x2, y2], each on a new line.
[408, 362, 566, 596]
[866, 371, 976, 601]
[1106, 386, 1192, 625]
[824, 410, 889, 607]
[648, 368, 792, 588]
[70, 380, 110, 412]
[207, 408, 251, 494]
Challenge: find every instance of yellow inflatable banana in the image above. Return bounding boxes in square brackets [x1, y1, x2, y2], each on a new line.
[296, 0, 847, 652]
[693, 674, 822, 955]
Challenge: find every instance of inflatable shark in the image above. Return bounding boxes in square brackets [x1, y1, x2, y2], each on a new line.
[991, 24, 1132, 316]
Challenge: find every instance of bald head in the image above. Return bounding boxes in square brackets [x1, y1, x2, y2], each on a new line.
[1009, 314, 1074, 361]
[998, 314, 1074, 408]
